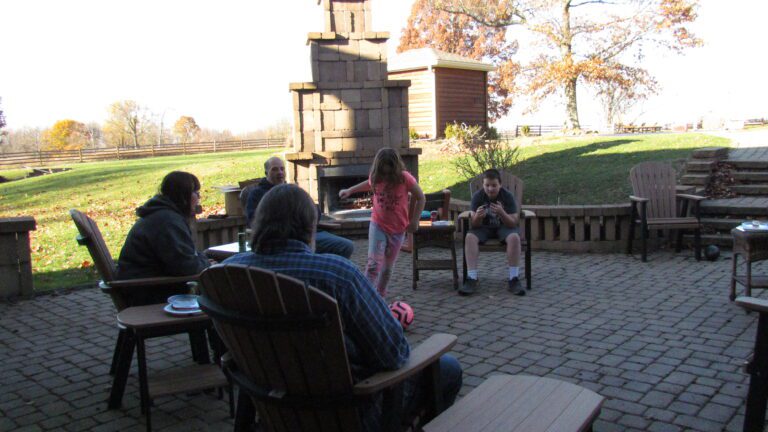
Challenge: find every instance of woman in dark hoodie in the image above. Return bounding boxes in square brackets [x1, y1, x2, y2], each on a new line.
[117, 171, 210, 284]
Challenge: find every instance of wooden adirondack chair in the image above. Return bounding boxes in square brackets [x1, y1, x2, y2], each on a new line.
[402, 189, 452, 252]
[69, 209, 206, 408]
[459, 171, 534, 290]
[198, 264, 457, 432]
[627, 162, 703, 262]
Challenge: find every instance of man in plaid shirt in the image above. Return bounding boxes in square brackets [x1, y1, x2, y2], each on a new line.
[224, 183, 462, 431]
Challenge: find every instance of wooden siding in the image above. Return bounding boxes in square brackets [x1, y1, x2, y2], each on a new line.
[434, 68, 488, 137]
[389, 68, 434, 137]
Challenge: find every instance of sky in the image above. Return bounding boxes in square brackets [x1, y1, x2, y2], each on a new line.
[1, 0, 766, 134]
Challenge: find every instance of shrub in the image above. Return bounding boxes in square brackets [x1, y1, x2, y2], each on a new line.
[409, 128, 420, 140]
[444, 122, 520, 180]
[486, 126, 500, 140]
[520, 125, 531, 136]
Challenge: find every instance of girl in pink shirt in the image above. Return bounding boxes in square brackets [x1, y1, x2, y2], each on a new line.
[340, 148, 425, 297]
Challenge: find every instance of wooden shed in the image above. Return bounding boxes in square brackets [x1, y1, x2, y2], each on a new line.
[388, 48, 496, 138]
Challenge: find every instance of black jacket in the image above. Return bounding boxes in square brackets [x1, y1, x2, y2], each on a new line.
[117, 195, 209, 280]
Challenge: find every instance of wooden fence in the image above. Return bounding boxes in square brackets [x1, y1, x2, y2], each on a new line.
[500, 125, 595, 139]
[0, 138, 287, 168]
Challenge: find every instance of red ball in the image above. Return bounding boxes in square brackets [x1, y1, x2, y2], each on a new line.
[389, 301, 414, 329]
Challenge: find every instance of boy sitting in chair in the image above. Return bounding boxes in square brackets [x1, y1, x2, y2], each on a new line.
[460, 168, 525, 296]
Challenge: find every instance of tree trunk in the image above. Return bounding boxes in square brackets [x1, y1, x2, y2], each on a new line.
[564, 77, 580, 130]
[561, 0, 581, 130]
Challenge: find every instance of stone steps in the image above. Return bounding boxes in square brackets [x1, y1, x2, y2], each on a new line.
[731, 184, 768, 195]
[683, 233, 733, 248]
[680, 173, 710, 186]
[685, 160, 716, 173]
[733, 171, 768, 183]
[726, 160, 768, 170]
[700, 199, 768, 216]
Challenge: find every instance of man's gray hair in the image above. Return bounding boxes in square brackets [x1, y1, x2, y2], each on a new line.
[250, 184, 316, 253]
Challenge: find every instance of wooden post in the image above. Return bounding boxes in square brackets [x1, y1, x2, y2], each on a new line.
[117, 146, 121, 160]
[37, 151, 43, 166]
[183, 142, 187, 155]
[78, 148, 83, 162]
[0, 217, 37, 299]
[213, 140, 217, 153]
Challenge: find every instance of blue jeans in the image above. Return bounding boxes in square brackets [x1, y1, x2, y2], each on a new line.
[405, 354, 463, 413]
[315, 230, 354, 259]
[365, 354, 463, 431]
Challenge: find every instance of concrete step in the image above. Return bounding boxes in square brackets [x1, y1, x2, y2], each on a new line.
[731, 184, 768, 195]
[692, 147, 729, 159]
[733, 171, 768, 183]
[684, 233, 733, 249]
[700, 199, 768, 216]
[701, 217, 743, 231]
[726, 160, 768, 170]
[685, 160, 716, 173]
[681, 174, 710, 186]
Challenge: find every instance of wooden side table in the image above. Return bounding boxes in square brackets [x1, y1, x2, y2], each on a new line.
[116, 304, 231, 432]
[423, 375, 603, 431]
[412, 221, 458, 290]
[731, 227, 768, 301]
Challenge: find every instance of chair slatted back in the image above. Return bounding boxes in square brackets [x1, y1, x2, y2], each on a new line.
[629, 162, 678, 219]
[469, 171, 523, 218]
[423, 189, 451, 221]
[199, 264, 361, 432]
[69, 209, 118, 283]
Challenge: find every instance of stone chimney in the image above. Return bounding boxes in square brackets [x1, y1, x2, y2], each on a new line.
[286, 0, 420, 212]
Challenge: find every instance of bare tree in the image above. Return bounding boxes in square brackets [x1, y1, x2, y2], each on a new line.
[103, 100, 153, 148]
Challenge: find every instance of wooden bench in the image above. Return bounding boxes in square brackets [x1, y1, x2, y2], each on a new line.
[424, 375, 604, 432]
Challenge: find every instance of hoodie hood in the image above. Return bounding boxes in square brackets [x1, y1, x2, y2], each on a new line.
[136, 194, 184, 218]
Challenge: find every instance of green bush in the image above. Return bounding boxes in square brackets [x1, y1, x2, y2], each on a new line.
[486, 126, 500, 140]
[444, 121, 520, 180]
[409, 128, 420, 140]
[521, 125, 531, 136]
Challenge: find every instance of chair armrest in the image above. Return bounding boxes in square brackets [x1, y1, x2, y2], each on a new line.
[677, 193, 706, 202]
[521, 209, 536, 218]
[108, 274, 198, 290]
[457, 210, 471, 220]
[221, 352, 235, 370]
[629, 195, 649, 203]
[353, 333, 457, 395]
[736, 296, 768, 314]
[318, 221, 341, 230]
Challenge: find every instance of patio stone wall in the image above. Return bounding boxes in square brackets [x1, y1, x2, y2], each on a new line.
[0, 216, 36, 299]
[450, 200, 633, 253]
[192, 216, 247, 250]
[194, 202, 635, 253]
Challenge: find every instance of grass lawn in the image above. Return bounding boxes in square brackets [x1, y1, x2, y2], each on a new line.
[0, 149, 280, 290]
[418, 132, 731, 204]
[0, 132, 730, 291]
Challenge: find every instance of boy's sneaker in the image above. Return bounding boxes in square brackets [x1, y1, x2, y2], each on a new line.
[508, 277, 525, 296]
[459, 278, 478, 296]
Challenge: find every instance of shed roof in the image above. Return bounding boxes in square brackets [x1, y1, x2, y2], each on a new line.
[388, 47, 497, 73]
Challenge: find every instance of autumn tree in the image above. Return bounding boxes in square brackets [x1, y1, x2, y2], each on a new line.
[420, 0, 701, 130]
[103, 100, 152, 148]
[173, 116, 200, 143]
[398, 0, 519, 120]
[41, 119, 91, 150]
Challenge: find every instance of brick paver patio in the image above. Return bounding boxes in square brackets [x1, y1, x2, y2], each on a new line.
[1, 239, 764, 431]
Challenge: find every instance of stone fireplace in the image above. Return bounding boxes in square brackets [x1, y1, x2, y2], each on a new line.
[285, 0, 421, 215]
